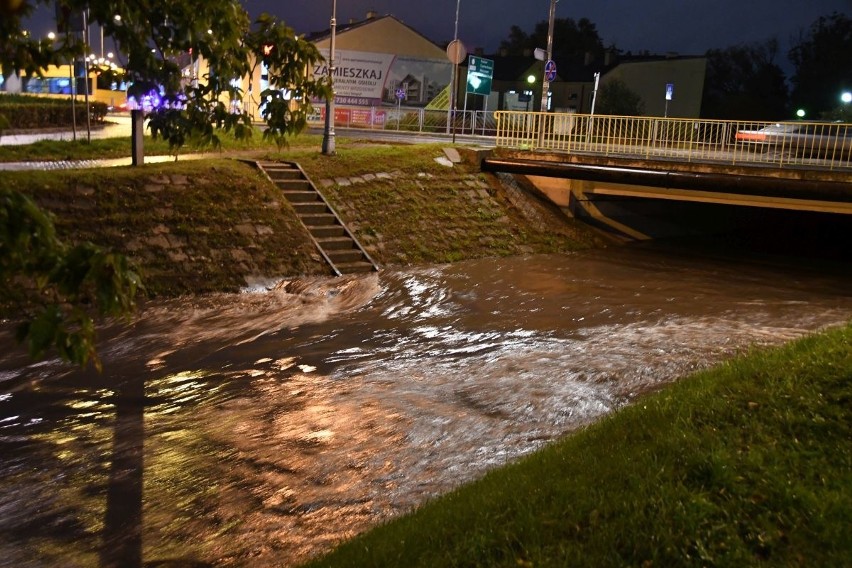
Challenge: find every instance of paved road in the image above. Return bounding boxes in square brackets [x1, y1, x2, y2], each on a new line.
[0, 115, 495, 171]
[0, 113, 134, 146]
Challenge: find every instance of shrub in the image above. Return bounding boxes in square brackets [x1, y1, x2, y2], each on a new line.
[0, 94, 108, 130]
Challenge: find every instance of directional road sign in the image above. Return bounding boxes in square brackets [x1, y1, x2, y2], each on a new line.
[466, 55, 494, 95]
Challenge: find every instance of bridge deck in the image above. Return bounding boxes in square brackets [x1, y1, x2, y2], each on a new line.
[483, 151, 852, 215]
[493, 112, 852, 172]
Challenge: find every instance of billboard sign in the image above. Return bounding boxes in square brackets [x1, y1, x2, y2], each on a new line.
[314, 49, 451, 107]
[466, 55, 493, 95]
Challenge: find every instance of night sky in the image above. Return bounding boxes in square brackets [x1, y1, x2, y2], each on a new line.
[24, 0, 850, 59]
[242, 0, 848, 57]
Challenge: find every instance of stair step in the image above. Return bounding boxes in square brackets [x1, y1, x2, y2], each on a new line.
[317, 237, 356, 251]
[310, 225, 346, 238]
[260, 163, 299, 171]
[282, 191, 320, 203]
[266, 170, 303, 180]
[335, 261, 376, 274]
[327, 249, 365, 263]
[301, 214, 338, 226]
[275, 179, 312, 191]
[292, 202, 329, 215]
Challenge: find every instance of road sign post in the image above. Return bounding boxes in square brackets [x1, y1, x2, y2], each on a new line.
[665, 83, 674, 117]
[446, 38, 467, 139]
[395, 86, 406, 128]
[466, 55, 493, 96]
[540, 0, 557, 114]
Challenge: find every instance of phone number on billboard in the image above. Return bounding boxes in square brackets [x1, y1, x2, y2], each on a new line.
[336, 96, 373, 106]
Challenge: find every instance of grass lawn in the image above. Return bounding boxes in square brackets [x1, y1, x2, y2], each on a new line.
[0, 124, 327, 162]
[303, 323, 852, 567]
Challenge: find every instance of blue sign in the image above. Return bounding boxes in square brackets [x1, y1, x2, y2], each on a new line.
[665, 83, 674, 101]
[395, 87, 406, 100]
[544, 59, 557, 82]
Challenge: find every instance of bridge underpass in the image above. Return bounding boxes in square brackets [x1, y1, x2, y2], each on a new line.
[481, 151, 852, 250]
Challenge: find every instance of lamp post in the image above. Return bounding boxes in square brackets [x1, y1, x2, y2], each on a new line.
[447, 0, 462, 138]
[526, 74, 536, 112]
[321, 0, 337, 155]
[539, 0, 558, 113]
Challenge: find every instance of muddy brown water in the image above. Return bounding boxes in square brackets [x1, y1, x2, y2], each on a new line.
[1, 245, 850, 567]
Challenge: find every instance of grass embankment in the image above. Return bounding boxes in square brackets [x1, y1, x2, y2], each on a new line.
[3, 137, 603, 296]
[0, 123, 283, 162]
[0, 135, 175, 162]
[304, 324, 852, 567]
[3, 159, 327, 296]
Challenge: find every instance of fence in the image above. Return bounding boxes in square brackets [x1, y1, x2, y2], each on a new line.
[493, 111, 852, 170]
[307, 106, 498, 136]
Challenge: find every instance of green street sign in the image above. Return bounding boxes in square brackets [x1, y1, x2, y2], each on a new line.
[466, 55, 494, 95]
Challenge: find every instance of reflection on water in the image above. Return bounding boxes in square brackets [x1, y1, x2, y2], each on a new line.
[1, 246, 850, 566]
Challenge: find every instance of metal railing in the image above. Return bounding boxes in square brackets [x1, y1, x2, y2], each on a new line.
[308, 106, 497, 136]
[493, 111, 852, 170]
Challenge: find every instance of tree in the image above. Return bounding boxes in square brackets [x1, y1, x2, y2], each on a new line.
[596, 78, 645, 116]
[1, 1, 329, 366]
[499, 17, 606, 66]
[701, 40, 789, 120]
[788, 12, 852, 120]
[1, 188, 141, 370]
[0, 1, 63, 76]
[243, 14, 330, 150]
[1, 1, 331, 155]
[1, 1, 139, 369]
[79, 0, 329, 153]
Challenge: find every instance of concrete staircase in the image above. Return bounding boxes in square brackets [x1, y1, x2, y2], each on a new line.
[256, 161, 379, 275]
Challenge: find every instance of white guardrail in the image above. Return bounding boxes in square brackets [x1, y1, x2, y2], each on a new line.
[493, 111, 852, 170]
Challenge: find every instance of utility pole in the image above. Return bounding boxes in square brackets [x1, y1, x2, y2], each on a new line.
[322, 0, 337, 155]
[539, 0, 558, 113]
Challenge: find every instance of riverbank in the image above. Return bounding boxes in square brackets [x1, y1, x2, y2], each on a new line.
[3, 139, 605, 297]
[3, 137, 849, 567]
[304, 321, 852, 567]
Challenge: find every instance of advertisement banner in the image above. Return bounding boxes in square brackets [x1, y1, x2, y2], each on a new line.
[314, 49, 451, 108]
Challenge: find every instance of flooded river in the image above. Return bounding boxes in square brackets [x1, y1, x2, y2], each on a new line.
[1, 245, 850, 567]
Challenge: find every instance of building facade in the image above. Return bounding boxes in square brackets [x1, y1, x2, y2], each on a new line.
[308, 13, 453, 127]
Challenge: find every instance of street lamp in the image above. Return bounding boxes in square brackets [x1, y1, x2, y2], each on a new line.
[322, 0, 337, 155]
[841, 91, 852, 104]
[447, 0, 462, 138]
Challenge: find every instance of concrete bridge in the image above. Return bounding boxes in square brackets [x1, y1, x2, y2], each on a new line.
[483, 112, 852, 239]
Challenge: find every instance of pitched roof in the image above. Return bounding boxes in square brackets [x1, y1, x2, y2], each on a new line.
[305, 14, 440, 49]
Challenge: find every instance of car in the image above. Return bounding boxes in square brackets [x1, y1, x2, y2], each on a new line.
[735, 122, 852, 158]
